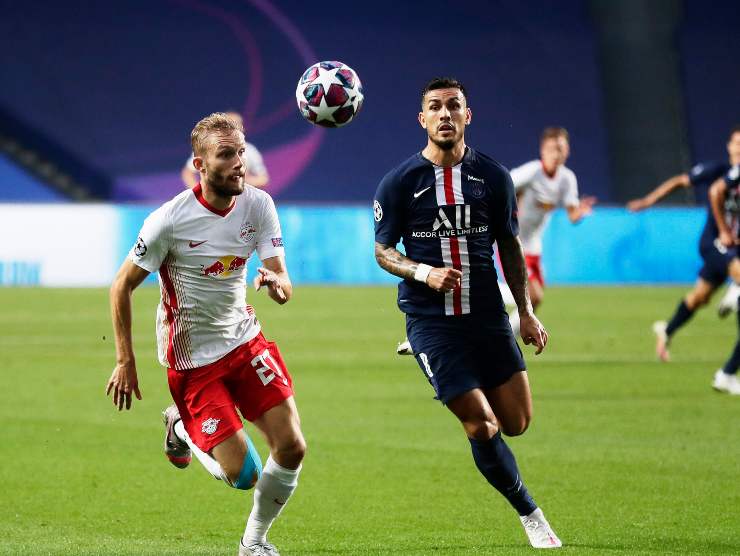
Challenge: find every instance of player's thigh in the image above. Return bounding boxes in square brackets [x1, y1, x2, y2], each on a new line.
[528, 279, 544, 306]
[484, 370, 532, 437]
[252, 396, 306, 466]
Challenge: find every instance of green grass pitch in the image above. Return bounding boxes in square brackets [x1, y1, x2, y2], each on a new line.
[1, 285, 739, 555]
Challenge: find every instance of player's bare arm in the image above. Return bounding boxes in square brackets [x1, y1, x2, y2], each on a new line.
[107, 259, 150, 411]
[254, 255, 292, 304]
[497, 235, 548, 354]
[374, 241, 461, 292]
[709, 177, 735, 246]
[626, 173, 690, 212]
[566, 195, 597, 223]
[245, 169, 269, 188]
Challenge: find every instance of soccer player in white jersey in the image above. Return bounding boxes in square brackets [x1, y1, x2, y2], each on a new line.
[106, 113, 303, 556]
[181, 112, 269, 189]
[507, 127, 596, 334]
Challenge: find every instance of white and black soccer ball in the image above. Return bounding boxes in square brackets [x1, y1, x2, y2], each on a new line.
[295, 61, 363, 128]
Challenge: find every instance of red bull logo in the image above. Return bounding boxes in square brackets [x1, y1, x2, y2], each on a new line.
[202, 255, 247, 278]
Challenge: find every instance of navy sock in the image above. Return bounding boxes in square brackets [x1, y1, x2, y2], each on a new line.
[665, 300, 694, 337]
[469, 431, 537, 516]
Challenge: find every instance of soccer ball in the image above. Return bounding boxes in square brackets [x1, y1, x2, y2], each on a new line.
[295, 61, 363, 128]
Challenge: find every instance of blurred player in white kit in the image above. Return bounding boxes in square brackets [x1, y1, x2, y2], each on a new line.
[507, 127, 596, 334]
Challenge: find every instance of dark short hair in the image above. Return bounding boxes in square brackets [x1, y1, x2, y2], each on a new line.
[540, 126, 569, 145]
[729, 125, 740, 140]
[421, 77, 467, 106]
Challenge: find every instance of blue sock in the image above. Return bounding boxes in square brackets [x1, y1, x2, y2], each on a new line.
[234, 434, 263, 490]
[665, 300, 694, 337]
[469, 431, 537, 516]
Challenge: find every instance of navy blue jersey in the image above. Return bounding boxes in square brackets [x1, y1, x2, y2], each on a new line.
[374, 147, 518, 316]
[698, 162, 736, 247]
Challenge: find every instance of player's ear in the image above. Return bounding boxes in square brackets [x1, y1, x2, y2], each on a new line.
[192, 156, 204, 172]
[465, 107, 472, 125]
[418, 111, 427, 129]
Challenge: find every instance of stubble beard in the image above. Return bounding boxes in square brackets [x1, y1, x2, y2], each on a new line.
[431, 136, 456, 151]
[206, 173, 244, 198]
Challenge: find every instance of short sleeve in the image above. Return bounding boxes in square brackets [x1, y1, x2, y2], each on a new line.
[245, 143, 267, 176]
[129, 206, 171, 273]
[490, 171, 519, 240]
[256, 195, 285, 261]
[373, 171, 404, 247]
[561, 171, 580, 207]
[510, 160, 539, 192]
[688, 163, 707, 186]
[725, 165, 740, 187]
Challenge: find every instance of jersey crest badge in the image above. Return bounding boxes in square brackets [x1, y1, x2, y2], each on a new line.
[240, 222, 257, 243]
[374, 200, 383, 222]
[201, 418, 220, 435]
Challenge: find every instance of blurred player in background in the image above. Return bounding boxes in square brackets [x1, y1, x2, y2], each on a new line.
[375, 77, 561, 549]
[181, 111, 269, 189]
[627, 126, 740, 362]
[506, 127, 596, 335]
[107, 113, 303, 556]
[709, 164, 740, 395]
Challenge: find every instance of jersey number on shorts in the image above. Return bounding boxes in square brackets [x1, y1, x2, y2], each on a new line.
[251, 349, 288, 386]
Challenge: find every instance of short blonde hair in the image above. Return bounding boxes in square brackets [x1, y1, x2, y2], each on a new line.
[191, 112, 244, 157]
[540, 126, 569, 145]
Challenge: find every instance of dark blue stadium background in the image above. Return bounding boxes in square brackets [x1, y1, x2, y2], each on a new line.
[0, 0, 737, 203]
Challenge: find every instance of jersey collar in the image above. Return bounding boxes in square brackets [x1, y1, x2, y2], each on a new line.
[192, 183, 235, 217]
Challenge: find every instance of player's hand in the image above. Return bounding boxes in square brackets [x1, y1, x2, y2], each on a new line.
[519, 312, 548, 355]
[626, 198, 648, 212]
[719, 230, 735, 248]
[253, 267, 287, 302]
[579, 196, 597, 216]
[426, 267, 462, 293]
[106, 362, 142, 411]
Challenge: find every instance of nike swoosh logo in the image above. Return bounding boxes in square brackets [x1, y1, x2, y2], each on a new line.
[188, 240, 207, 248]
[413, 186, 432, 199]
[273, 498, 285, 506]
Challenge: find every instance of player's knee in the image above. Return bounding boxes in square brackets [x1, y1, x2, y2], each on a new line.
[464, 418, 499, 441]
[275, 435, 307, 468]
[501, 415, 531, 437]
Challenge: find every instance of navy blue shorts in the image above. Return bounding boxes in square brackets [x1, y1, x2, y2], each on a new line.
[405, 312, 525, 405]
[698, 240, 736, 286]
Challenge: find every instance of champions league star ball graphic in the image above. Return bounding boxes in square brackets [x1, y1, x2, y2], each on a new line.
[295, 61, 364, 128]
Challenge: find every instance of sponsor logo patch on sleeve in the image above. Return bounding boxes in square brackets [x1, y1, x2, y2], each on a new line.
[271, 237, 284, 247]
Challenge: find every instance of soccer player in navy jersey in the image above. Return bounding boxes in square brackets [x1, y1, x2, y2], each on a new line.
[627, 126, 740, 361]
[709, 164, 740, 395]
[374, 77, 561, 549]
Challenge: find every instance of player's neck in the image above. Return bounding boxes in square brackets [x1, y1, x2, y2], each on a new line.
[200, 183, 236, 212]
[422, 141, 467, 167]
[541, 160, 559, 178]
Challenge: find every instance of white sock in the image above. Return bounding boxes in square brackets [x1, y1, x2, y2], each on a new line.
[509, 310, 520, 337]
[720, 282, 740, 308]
[174, 420, 231, 484]
[242, 455, 301, 545]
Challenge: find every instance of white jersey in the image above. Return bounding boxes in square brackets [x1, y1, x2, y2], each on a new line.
[185, 142, 267, 178]
[129, 184, 285, 370]
[510, 160, 579, 255]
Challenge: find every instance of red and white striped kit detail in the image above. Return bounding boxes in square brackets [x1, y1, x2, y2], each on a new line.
[434, 165, 470, 315]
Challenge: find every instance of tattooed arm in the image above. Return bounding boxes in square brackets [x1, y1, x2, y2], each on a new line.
[497, 235, 548, 354]
[374, 242, 461, 292]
